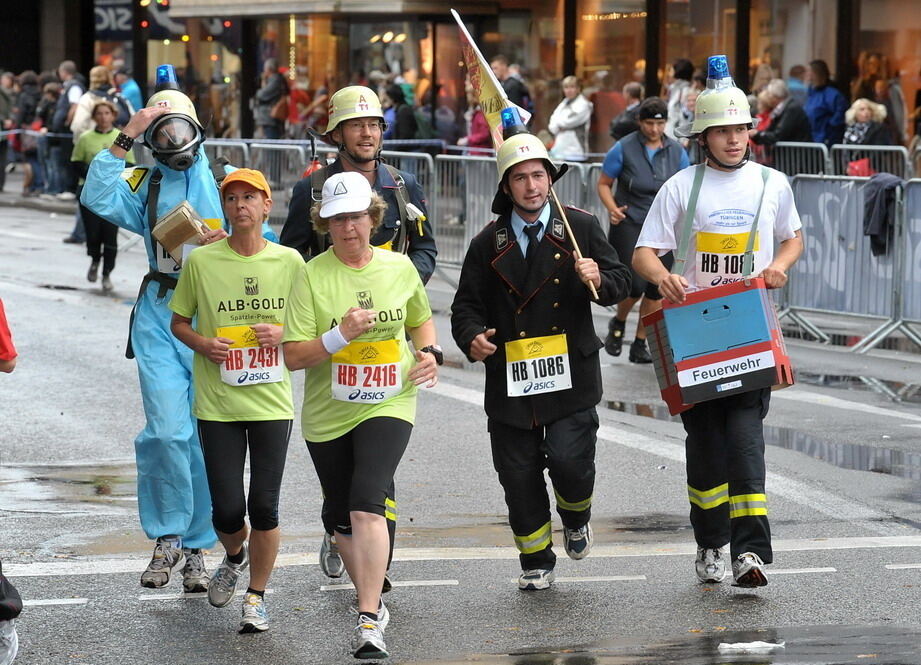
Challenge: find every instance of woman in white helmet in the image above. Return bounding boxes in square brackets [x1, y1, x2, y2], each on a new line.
[633, 55, 804, 589]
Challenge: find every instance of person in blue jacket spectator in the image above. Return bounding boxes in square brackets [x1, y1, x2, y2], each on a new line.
[805, 60, 848, 146]
[80, 64, 277, 594]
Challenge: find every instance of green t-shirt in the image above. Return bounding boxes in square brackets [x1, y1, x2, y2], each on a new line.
[169, 238, 305, 422]
[283, 247, 432, 442]
[71, 128, 134, 184]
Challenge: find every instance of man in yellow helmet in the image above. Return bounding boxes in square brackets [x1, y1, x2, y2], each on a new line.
[280, 85, 437, 585]
[281, 85, 436, 277]
[451, 111, 631, 591]
[633, 55, 803, 588]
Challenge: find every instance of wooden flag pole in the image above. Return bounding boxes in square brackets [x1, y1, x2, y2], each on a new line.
[549, 186, 599, 301]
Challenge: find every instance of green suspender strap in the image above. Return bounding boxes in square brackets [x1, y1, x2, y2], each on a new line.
[671, 163, 771, 279]
[671, 163, 706, 276]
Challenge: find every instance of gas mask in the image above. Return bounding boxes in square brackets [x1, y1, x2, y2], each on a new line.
[144, 113, 204, 171]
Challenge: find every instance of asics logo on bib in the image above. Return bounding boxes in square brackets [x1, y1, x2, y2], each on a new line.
[238, 370, 273, 384]
[348, 388, 386, 401]
[522, 380, 557, 394]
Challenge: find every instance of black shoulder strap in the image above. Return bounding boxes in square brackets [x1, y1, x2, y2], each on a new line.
[308, 166, 330, 254]
[147, 168, 163, 230]
[382, 163, 412, 253]
[210, 156, 230, 187]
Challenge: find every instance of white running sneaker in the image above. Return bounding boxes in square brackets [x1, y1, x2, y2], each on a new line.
[518, 568, 555, 591]
[732, 551, 768, 588]
[182, 548, 209, 593]
[208, 543, 249, 608]
[140, 537, 185, 588]
[352, 613, 388, 660]
[239, 592, 269, 633]
[563, 523, 593, 560]
[319, 532, 344, 578]
[695, 546, 727, 583]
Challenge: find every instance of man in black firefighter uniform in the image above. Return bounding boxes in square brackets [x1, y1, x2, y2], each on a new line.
[280, 85, 437, 586]
[451, 127, 631, 590]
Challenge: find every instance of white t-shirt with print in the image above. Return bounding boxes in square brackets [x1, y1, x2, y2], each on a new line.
[636, 161, 801, 290]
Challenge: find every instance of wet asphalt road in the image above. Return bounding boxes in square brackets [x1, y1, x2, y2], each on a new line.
[2, 205, 921, 664]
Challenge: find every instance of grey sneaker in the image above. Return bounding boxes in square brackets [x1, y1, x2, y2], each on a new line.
[87, 260, 99, 283]
[140, 537, 186, 588]
[0, 620, 18, 665]
[352, 613, 389, 660]
[319, 532, 344, 578]
[208, 543, 249, 608]
[239, 592, 269, 633]
[563, 523, 593, 560]
[101, 274, 113, 292]
[732, 551, 768, 588]
[518, 568, 555, 591]
[695, 546, 727, 583]
[182, 548, 209, 593]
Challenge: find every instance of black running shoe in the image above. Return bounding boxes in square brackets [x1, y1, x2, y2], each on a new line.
[604, 318, 626, 356]
[629, 338, 653, 364]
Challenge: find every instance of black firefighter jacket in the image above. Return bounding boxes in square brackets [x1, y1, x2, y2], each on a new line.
[451, 202, 632, 429]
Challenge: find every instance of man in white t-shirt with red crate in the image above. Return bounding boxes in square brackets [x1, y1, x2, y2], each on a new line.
[633, 55, 803, 589]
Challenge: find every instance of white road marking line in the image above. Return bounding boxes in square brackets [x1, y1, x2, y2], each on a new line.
[138, 589, 274, 602]
[23, 598, 88, 607]
[0, 229, 53, 242]
[434, 381, 900, 534]
[769, 567, 836, 575]
[8, 536, 921, 578]
[551, 575, 647, 583]
[320, 580, 458, 592]
[773, 387, 921, 422]
[885, 563, 921, 570]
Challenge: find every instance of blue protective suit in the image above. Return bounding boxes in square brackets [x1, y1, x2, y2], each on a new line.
[81, 147, 277, 548]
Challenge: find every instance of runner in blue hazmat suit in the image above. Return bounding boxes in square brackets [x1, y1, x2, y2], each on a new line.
[81, 65, 277, 591]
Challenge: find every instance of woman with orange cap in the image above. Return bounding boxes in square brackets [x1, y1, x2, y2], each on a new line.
[169, 168, 303, 634]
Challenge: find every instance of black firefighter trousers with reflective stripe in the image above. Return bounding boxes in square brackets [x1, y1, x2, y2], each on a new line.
[681, 387, 773, 563]
[488, 407, 598, 571]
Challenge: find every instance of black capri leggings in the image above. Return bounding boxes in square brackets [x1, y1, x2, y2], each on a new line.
[197, 419, 292, 533]
[306, 417, 412, 536]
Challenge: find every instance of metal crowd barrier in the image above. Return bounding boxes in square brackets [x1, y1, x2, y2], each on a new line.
[830, 144, 912, 179]
[784, 175, 905, 352]
[203, 140, 250, 170]
[772, 141, 829, 176]
[248, 143, 308, 223]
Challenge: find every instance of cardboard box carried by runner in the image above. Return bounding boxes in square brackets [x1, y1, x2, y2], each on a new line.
[642, 278, 794, 415]
[151, 200, 207, 266]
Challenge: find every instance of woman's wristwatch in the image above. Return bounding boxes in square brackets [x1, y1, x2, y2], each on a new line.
[420, 345, 444, 365]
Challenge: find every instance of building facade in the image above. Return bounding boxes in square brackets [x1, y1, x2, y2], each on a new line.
[5, 1, 921, 151]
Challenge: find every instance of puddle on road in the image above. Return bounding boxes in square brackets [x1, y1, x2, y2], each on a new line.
[797, 371, 921, 405]
[0, 463, 136, 515]
[604, 400, 921, 481]
[403, 624, 921, 665]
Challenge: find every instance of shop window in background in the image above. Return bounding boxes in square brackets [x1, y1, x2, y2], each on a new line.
[576, 1, 646, 153]
[748, 0, 817, 102]
[665, 0, 736, 85]
[855, 0, 921, 145]
[480, 4, 564, 142]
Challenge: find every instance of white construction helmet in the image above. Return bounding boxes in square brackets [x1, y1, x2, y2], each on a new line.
[688, 55, 753, 135]
[326, 86, 384, 134]
[492, 133, 567, 215]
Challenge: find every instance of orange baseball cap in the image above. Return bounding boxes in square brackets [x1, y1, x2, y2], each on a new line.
[220, 168, 272, 200]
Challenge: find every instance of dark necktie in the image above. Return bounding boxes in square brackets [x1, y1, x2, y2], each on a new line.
[524, 223, 542, 265]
